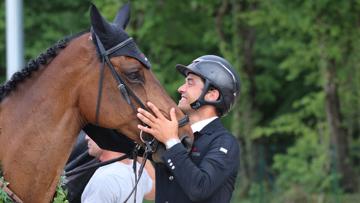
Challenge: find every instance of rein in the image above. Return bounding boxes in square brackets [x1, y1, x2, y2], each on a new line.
[1, 32, 190, 203]
[92, 30, 189, 151]
[2, 32, 189, 203]
[91, 31, 189, 203]
[64, 154, 129, 177]
[0, 179, 23, 203]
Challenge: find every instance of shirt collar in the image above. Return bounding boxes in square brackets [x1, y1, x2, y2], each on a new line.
[191, 116, 218, 133]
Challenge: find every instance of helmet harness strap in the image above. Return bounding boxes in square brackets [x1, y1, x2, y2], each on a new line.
[190, 80, 223, 110]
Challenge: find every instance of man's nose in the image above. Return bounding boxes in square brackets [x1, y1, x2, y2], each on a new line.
[178, 83, 186, 93]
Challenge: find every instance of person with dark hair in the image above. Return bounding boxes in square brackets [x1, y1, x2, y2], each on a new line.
[137, 55, 241, 203]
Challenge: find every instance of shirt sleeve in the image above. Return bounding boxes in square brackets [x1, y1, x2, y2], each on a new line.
[161, 133, 240, 202]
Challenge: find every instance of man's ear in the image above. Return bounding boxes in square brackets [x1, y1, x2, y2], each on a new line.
[204, 89, 220, 102]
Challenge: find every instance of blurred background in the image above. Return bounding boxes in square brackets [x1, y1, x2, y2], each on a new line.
[1, 0, 360, 202]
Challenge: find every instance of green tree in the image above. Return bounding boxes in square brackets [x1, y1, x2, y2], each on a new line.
[1, 1, 360, 202]
[249, 0, 360, 197]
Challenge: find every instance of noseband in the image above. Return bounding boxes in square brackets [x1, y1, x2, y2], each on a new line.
[91, 31, 189, 203]
[91, 31, 189, 149]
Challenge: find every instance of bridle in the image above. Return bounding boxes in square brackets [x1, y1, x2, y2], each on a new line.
[1, 31, 190, 203]
[92, 30, 189, 148]
[91, 30, 189, 202]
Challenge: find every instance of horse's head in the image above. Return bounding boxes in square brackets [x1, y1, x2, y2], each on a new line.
[78, 4, 193, 161]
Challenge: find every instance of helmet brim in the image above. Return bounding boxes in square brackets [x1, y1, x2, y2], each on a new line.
[176, 64, 192, 77]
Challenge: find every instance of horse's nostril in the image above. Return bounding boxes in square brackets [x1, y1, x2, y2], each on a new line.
[180, 134, 193, 152]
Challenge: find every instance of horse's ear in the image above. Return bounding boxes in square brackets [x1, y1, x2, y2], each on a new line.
[113, 2, 131, 29]
[90, 4, 112, 36]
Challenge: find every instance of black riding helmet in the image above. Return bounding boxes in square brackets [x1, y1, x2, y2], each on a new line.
[176, 55, 241, 116]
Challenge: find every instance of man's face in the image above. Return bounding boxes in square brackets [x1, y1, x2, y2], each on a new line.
[85, 135, 102, 158]
[177, 73, 204, 114]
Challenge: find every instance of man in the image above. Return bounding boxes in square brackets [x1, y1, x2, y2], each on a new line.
[137, 55, 240, 203]
[81, 135, 155, 203]
[64, 131, 101, 203]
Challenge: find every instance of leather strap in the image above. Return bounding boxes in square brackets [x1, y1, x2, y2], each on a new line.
[0, 180, 24, 203]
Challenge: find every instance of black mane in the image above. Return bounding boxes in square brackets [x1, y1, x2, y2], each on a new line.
[0, 32, 85, 102]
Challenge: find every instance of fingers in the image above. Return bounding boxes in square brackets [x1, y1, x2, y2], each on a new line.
[137, 107, 157, 122]
[137, 124, 154, 134]
[136, 111, 154, 127]
[170, 108, 176, 122]
[136, 102, 177, 129]
[136, 103, 179, 143]
[146, 102, 165, 119]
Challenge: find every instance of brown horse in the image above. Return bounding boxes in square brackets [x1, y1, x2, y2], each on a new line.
[0, 4, 192, 203]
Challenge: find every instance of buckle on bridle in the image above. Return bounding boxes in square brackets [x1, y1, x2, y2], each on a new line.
[139, 130, 156, 153]
[138, 114, 189, 153]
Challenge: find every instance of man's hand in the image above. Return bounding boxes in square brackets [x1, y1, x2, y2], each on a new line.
[137, 102, 179, 144]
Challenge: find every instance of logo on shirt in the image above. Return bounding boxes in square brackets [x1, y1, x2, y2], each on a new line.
[219, 147, 228, 154]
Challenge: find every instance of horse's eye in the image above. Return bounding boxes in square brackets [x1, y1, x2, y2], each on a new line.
[125, 71, 142, 82]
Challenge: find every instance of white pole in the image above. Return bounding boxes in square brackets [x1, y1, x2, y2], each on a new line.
[6, 0, 24, 80]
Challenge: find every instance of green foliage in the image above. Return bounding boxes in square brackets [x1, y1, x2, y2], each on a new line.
[0, 175, 68, 203]
[0, 163, 12, 203]
[253, 89, 340, 199]
[1, 0, 360, 201]
[0, 178, 12, 203]
[52, 176, 68, 203]
[23, 0, 90, 61]
[273, 133, 336, 193]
